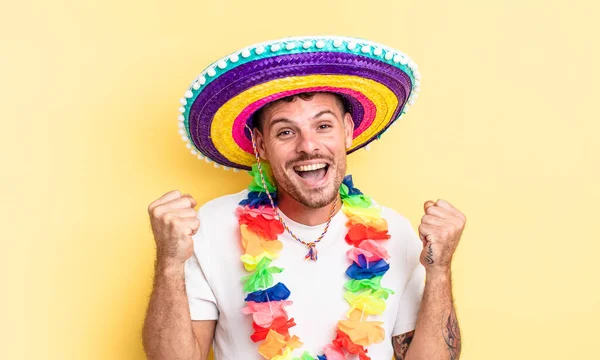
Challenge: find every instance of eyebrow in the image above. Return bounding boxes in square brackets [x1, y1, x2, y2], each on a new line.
[269, 118, 293, 129]
[313, 110, 338, 119]
[268, 110, 339, 130]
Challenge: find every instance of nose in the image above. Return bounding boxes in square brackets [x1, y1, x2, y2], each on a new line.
[295, 130, 320, 154]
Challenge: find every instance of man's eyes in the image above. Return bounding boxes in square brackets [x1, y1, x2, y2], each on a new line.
[277, 130, 293, 137]
[276, 124, 332, 137]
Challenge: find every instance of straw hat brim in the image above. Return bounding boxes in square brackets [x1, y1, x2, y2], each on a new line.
[178, 36, 421, 171]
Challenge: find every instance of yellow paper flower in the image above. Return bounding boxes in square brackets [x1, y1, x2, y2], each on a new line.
[272, 339, 302, 360]
[258, 330, 303, 359]
[344, 290, 387, 316]
[343, 206, 388, 230]
[286, 335, 303, 350]
[338, 309, 385, 347]
[271, 347, 293, 360]
[258, 330, 287, 359]
[240, 252, 277, 271]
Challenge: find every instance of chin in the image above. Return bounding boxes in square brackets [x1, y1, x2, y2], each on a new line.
[297, 185, 338, 209]
[275, 162, 345, 209]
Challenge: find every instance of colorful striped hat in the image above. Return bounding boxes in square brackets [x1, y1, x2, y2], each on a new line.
[177, 36, 421, 171]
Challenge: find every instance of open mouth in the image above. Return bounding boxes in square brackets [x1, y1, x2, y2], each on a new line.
[293, 163, 330, 184]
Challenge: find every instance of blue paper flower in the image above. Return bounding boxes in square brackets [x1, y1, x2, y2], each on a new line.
[345, 255, 390, 280]
[341, 175, 363, 196]
[239, 191, 277, 208]
[244, 282, 290, 302]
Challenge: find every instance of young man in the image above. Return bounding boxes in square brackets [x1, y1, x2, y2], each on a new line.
[143, 36, 465, 360]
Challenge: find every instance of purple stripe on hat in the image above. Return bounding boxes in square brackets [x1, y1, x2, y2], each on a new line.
[188, 52, 412, 168]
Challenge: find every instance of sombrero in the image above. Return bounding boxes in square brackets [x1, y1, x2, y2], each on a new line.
[177, 35, 421, 171]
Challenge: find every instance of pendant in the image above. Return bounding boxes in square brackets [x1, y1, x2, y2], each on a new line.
[304, 242, 318, 261]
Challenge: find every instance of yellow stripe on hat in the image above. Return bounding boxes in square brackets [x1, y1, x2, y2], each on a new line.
[211, 74, 399, 167]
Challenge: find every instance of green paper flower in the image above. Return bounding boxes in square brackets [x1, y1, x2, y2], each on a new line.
[248, 163, 277, 194]
[372, 287, 395, 300]
[345, 276, 384, 292]
[344, 286, 396, 303]
[340, 183, 350, 199]
[241, 257, 283, 292]
[292, 351, 316, 360]
[341, 194, 373, 208]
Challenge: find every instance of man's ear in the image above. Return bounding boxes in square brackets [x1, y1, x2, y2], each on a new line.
[343, 112, 354, 149]
[254, 128, 269, 161]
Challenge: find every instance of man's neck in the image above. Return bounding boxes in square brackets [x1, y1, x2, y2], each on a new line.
[276, 191, 341, 226]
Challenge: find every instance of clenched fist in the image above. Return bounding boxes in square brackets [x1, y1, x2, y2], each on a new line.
[148, 190, 200, 267]
[418, 199, 466, 274]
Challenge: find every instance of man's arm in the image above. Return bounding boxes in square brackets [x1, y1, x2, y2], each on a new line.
[142, 262, 215, 360]
[398, 199, 465, 360]
[401, 271, 461, 360]
[142, 190, 215, 360]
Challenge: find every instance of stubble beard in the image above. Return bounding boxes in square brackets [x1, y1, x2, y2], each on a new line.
[272, 157, 347, 209]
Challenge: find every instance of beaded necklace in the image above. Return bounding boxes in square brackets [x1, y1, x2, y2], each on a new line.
[237, 163, 395, 360]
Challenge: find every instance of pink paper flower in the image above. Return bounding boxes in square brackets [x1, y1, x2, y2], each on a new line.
[323, 343, 346, 360]
[241, 300, 293, 328]
[346, 247, 374, 263]
[358, 240, 391, 261]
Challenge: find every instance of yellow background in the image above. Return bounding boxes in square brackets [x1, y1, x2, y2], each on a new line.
[2, 0, 598, 359]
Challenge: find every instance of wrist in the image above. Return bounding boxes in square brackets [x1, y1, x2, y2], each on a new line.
[425, 267, 452, 281]
[155, 257, 185, 275]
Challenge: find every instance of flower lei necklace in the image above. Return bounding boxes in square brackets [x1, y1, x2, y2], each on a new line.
[237, 163, 395, 360]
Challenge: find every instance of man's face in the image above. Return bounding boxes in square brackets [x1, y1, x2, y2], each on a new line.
[255, 93, 354, 209]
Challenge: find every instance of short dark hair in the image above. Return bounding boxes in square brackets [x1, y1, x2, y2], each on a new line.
[251, 92, 349, 133]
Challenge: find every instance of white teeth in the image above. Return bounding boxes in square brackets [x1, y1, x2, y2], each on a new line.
[294, 163, 327, 172]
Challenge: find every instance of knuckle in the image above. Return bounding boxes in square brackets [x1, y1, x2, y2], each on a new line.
[178, 197, 190, 207]
[452, 217, 463, 228]
[170, 216, 182, 226]
[162, 212, 175, 224]
[150, 206, 163, 219]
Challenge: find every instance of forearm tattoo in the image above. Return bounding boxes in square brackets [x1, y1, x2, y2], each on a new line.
[392, 331, 414, 360]
[424, 243, 434, 264]
[443, 308, 462, 360]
